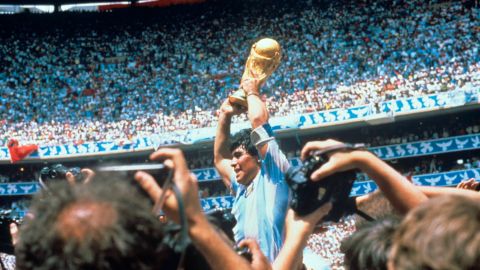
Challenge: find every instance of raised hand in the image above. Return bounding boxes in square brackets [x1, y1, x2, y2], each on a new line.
[220, 98, 247, 117]
[134, 148, 203, 224]
[456, 178, 480, 191]
[300, 139, 360, 181]
[65, 168, 96, 185]
[238, 239, 272, 270]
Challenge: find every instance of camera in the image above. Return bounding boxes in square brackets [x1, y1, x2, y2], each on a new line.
[285, 146, 359, 222]
[0, 209, 22, 225]
[40, 164, 83, 186]
[205, 208, 252, 262]
[205, 207, 236, 241]
[96, 163, 169, 186]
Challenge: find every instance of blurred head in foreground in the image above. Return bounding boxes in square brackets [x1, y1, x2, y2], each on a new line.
[16, 179, 176, 270]
[389, 195, 480, 270]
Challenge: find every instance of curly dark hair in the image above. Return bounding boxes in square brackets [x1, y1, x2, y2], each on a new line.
[229, 128, 258, 157]
[16, 179, 177, 270]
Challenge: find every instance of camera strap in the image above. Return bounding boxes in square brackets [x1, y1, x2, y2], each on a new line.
[38, 175, 48, 191]
[153, 169, 174, 217]
[355, 209, 375, 222]
[151, 168, 190, 270]
[343, 197, 375, 221]
[171, 184, 189, 270]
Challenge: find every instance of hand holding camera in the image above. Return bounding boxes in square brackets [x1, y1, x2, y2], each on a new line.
[39, 164, 95, 188]
[237, 239, 271, 270]
[300, 140, 366, 181]
[286, 140, 367, 221]
[134, 148, 203, 225]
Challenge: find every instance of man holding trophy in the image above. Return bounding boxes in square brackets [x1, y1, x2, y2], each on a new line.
[214, 38, 290, 261]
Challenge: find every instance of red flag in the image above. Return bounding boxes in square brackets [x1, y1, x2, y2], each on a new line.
[7, 139, 38, 163]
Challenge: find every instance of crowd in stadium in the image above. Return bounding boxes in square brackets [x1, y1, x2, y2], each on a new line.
[0, 0, 479, 146]
[0, 1, 479, 269]
[185, 117, 480, 169]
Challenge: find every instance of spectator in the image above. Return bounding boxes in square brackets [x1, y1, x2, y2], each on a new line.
[16, 178, 179, 269]
[389, 195, 480, 270]
[340, 215, 401, 270]
[0, 0, 478, 146]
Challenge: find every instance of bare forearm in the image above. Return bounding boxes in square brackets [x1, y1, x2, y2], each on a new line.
[273, 235, 306, 270]
[214, 113, 233, 162]
[274, 206, 332, 270]
[190, 216, 253, 270]
[418, 186, 480, 200]
[247, 95, 269, 129]
[356, 151, 428, 214]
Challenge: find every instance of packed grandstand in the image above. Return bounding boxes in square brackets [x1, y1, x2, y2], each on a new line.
[0, 0, 479, 269]
[0, 0, 478, 146]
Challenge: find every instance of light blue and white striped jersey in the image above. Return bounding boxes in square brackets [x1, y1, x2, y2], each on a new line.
[230, 140, 290, 261]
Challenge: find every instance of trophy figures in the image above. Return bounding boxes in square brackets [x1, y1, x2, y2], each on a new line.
[229, 38, 282, 108]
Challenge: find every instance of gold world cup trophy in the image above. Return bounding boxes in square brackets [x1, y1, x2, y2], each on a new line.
[229, 38, 282, 108]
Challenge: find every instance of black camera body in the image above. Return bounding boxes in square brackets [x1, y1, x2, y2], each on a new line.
[285, 150, 357, 222]
[0, 209, 22, 225]
[205, 207, 236, 241]
[205, 208, 252, 262]
[40, 164, 83, 184]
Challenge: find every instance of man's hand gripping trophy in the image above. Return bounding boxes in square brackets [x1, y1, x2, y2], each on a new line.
[229, 38, 282, 108]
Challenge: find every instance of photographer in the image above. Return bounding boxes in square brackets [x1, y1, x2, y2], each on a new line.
[16, 176, 178, 269]
[300, 139, 428, 214]
[0, 165, 94, 270]
[389, 194, 480, 270]
[266, 139, 428, 270]
[340, 215, 401, 270]
[17, 148, 271, 270]
[299, 140, 480, 270]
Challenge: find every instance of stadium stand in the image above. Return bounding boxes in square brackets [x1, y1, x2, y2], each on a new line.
[0, 0, 479, 269]
[0, 0, 478, 146]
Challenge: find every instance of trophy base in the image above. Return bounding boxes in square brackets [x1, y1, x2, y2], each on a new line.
[228, 89, 248, 108]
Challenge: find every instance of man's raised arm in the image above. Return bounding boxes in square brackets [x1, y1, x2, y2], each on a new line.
[214, 99, 245, 189]
[242, 76, 270, 157]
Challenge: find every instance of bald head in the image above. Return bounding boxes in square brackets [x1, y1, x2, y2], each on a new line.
[56, 201, 118, 243]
